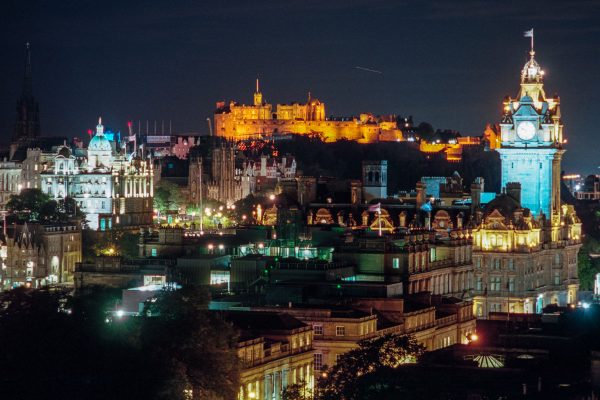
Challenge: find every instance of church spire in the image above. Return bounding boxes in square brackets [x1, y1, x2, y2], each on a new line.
[23, 42, 33, 98]
[13, 42, 41, 143]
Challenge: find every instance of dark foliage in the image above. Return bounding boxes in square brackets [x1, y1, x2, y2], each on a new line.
[273, 135, 500, 193]
[6, 188, 84, 223]
[0, 286, 239, 400]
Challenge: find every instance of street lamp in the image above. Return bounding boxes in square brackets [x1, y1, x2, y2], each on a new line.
[466, 332, 479, 344]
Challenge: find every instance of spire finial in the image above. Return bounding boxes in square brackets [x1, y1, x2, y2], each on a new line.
[256, 78, 260, 93]
[23, 42, 33, 98]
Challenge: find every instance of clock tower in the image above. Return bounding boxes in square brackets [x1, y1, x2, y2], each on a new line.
[497, 40, 564, 221]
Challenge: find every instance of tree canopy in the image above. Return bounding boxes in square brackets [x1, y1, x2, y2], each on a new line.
[317, 334, 425, 400]
[0, 286, 240, 400]
[6, 188, 84, 223]
[154, 180, 186, 213]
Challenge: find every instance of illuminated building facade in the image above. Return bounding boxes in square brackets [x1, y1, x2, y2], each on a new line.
[471, 43, 581, 317]
[252, 297, 475, 379]
[41, 118, 154, 230]
[0, 222, 81, 289]
[0, 160, 22, 210]
[214, 81, 403, 143]
[229, 311, 314, 400]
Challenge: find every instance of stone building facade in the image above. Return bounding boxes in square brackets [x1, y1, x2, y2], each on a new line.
[0, 222, 81, 289]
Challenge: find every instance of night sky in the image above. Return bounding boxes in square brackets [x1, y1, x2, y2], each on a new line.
[2, 0, 600, 174]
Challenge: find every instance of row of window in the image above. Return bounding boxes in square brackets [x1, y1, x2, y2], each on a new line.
[313, 322, 375, 337]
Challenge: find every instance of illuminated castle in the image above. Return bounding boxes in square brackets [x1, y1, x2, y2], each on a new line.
[214, 80, 403, 143]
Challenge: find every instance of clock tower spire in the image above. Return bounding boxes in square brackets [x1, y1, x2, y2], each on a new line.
[496, 33, 564, 223]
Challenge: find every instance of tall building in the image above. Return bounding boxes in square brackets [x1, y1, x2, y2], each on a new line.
[13, 43, 40, 143]
[471, 39, 581, 316]
[497, 44, 563, 219]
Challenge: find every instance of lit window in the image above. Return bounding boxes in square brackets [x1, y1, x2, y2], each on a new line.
[151, 248, 157, 257]
[313, 325, 323, 335]
[392, 258, 400, 269]
[335, 326, 345, 336]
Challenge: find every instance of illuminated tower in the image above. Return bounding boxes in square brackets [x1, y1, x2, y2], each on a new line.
[13, 42, 40, 142]
[253, 78, 263, 106]
[496, 36, 563, 222]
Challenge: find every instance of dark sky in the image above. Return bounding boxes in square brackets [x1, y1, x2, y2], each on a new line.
[2, 0, 600, 174]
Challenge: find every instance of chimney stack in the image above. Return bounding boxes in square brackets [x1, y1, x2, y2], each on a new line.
[506, 182, 522, 204]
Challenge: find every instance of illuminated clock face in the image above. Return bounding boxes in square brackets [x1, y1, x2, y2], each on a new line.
[517, 121, 536, 141]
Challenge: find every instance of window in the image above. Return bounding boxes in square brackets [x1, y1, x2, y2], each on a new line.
[151, 248, 157, 257]
[508, 277, 515, 292]
[313, 325, 323, 335]
[475, 258, 481, 269]
[314, 353, 323, 371]
[493, 259, 501, 270]
[508, 259, 514, 271]
[490, 276, 501, 292]
[554, 271, 561, 285]
[392, 258, 400, 269]
[476, 276, 483, 291]
[336, 326, 346, 336]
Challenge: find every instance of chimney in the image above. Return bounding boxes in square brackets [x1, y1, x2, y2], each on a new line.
[416, 181, 426, 209]
[506, 182, 521, 204]
[470, 177, 484, 211]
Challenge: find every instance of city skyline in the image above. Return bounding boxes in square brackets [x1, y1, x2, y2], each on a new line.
[2, 0, 599, 175]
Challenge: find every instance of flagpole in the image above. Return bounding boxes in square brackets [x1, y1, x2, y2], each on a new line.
[531, 28, 534, 52]
[378, 210, 382, 237]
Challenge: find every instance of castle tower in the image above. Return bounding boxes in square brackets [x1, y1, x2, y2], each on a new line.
[253, 78, 263, 106]
[496, 32, 563, 222]
[362, 160, 387, 201]
[13, 42, 40, 142]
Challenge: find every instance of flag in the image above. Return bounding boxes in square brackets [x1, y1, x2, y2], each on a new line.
[524, 29, 534, 38]
[368, 203, 381, 212]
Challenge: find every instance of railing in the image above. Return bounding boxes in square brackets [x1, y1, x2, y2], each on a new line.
[435, 314, 457, 328]
[405, 321, 436, 334]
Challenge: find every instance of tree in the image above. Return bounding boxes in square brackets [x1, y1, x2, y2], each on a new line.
[578, 236, 600, 290]
[6, 188, 51, 221]
[6, 189, 84, 223]
[282, 381, 312, 400]
[317, 334, 425, 400]
[141, 286, 240, 400]
[234, 194, 268, 224]
[154, 180, 186, 213]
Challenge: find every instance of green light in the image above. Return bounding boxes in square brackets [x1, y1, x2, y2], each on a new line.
[336, 284, 342, 289]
